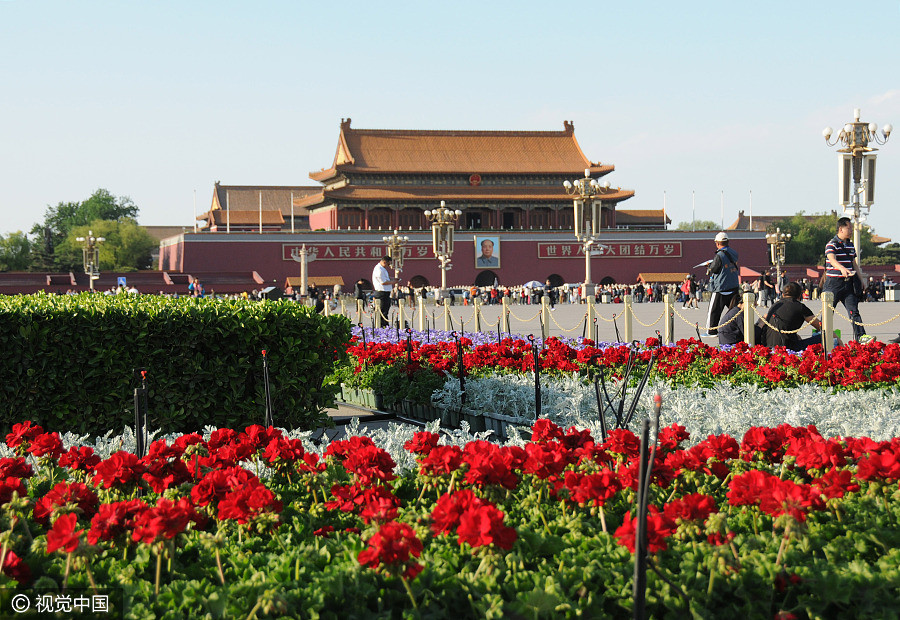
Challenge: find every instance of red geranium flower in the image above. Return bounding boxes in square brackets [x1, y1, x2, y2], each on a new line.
[0, 477, 27, 507]
[457, 503, 517, 550]
[614, 508, 675, 554]
[26, 432, 64, 459]
[132, 497, 200, 544]
[431, 489, 484, 535]
[92, 451, 146, 490]
[33, 481, 99, 525]
[419, 445, 464, 477]
[87, 499, 148, 544]
[5, 421, 44, 449]
[404, 431, 441, 455]
[58, 446, 101, 472]
[46, 513, 83, 554]
[357, 521, 424, 580]
[1, 549, 31, 584]
[0, 457, 34, 479]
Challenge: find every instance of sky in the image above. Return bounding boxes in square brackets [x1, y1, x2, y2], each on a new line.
[1, 1, 898, 241]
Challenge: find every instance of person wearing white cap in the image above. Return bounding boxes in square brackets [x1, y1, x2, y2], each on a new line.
[704, 231, 740, 337]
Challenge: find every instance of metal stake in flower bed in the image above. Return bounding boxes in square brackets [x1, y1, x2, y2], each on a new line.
[358, 323, 369, 369]
[261, 349, 274, 428]
[451, 331, 466, 406]
[632, 394, 662, 620]
[405, 328, 413, 365]
[582, 313, 588, 340]
[133, 368, 149, 458]
[497, 321, 502, 346]
[613, 313, 620, 343]
[695, 322, 701, 341]
[528, 334, 541, 419]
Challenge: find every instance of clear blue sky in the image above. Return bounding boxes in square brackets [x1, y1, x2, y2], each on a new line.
[1, 1, 897, 242]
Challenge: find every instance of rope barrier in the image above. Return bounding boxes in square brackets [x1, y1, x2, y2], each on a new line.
[628, 306, 665, 328]
[477, 307, 500, 328]
[671, 306, 744, 331]
[750, 305, 823, 335]
[828, 303, 900, 328]
[506, 308, 543, 323]
[591, 305, 618, 323]
[548, 310, 590, 333]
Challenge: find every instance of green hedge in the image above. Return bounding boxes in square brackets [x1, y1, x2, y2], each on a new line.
[0, 293, 351, 435]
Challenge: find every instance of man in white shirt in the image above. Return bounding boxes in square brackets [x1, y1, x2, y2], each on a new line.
[372, 255, 400, 323]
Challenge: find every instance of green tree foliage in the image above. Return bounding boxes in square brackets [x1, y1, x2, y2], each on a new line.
[675, 220, 720, 231]
[0, 231, 33, 271]
[771, 213, 878, 265]
[30, 188, 140, 270]
[53, 219, 157, 272]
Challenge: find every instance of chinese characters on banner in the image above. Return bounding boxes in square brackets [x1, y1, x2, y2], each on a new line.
[536, 242, 682, 259]
[282, 244, 433, 261]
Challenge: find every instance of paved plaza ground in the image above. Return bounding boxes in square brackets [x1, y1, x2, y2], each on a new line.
[350, 297, 900, 344]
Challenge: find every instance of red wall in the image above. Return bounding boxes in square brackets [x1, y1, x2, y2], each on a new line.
[160, 230, 770, 288]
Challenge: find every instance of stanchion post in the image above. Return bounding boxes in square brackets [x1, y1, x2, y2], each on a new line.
[541, 296, 550, 340]
[340, 298, 347, 319]
[356, 299, 364, 323]
[586, 301, 596, 341]
[398, 298, 406, 327]
[474, 297, 482, 332]
[623, 295, 634, 343]
[417, 296, 426, 331]
[443, 297, 451, 332]
[501, 296, 511, 334]
[822, 291, 834, 351]
[743, 292, 756, 346]
[663, 293, 675, 344]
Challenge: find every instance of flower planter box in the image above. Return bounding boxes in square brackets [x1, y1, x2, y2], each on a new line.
[440, 406, 461, 428]
[421, 405, 443, 423]
[482, 411, 526, 441]
[460, 409, 486, 433]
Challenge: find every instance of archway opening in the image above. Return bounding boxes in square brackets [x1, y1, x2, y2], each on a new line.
[474, 270, 499, 287]
[545, 273, 565, 288]
[409, 275, 429, 289]
[599, 276, 617, 286]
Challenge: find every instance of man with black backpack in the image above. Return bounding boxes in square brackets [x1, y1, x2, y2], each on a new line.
[704, 232, 740, 337]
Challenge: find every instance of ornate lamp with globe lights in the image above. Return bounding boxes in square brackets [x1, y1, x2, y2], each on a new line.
[823, 109, 891, 258]
[563, 169, 609, 297]
[765, 227, 791, 295]
[382, 229, 410, 282]
[423, 201, 462, 297]
[75, 230, 105, 292]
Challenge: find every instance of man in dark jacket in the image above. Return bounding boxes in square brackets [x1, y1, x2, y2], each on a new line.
[704, 232, 740, 336]
[761, 282, 829, 351]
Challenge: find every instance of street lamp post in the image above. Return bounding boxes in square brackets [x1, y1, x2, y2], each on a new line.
[75, 230, 105, 292]
[823, 109, 891, 259]
[382, 229, 410, 282]
[424, 201, 461, 298]
[563, 168, 609, 297]
[765, 227, 791, 296]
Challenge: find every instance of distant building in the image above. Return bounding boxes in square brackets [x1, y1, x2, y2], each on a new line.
[727, 210, 891, 245]
[159, 120, 763, 289]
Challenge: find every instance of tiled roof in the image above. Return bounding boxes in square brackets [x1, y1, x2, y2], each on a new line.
[207, 210, 285, 226]
[143, 225, 190, 241]
[616, 209, 671, 224]
[285, 276, 345, 287]
[310, 119, 614, 179]
[212, 184, 319, 217]
[726, 210, 837, 232]
[637, 272, 689, 284]
[297, 185, 634, 210]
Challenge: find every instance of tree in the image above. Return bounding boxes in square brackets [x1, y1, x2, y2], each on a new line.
[0, 231, 33, 271]
[675, 220, 720, 231]
[54, 219, 157, 272]
[769, 213, 880, 265]
[29, 189, 140, 270]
